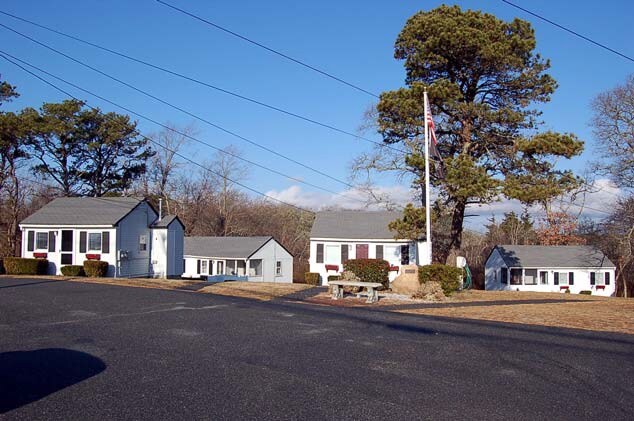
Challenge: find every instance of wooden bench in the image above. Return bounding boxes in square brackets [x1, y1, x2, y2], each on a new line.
[328, 280, 383, 304]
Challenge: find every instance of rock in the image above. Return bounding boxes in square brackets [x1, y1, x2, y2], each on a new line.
[391, 265, 420, 295]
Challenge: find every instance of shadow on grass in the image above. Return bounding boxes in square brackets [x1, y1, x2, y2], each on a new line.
[0, 348, 106, 414]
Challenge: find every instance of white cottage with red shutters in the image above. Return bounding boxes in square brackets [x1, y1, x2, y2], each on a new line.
[309, 210, 431, 286]
[19, 197, 184, 278]
[485, 245, 616, 296]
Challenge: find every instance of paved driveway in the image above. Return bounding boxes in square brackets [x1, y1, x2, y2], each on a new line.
[1, 277, 633, 420]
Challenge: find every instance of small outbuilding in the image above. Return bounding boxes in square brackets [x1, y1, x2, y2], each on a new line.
[19, 197, 185, 278]
[485, 245, 616, 296]
[182, 236, 293, 283]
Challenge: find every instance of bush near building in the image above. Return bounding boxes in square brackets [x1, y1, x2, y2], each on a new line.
[83, 260, 109, 277]
[61, 265, 85, 276]
[418, 264, 462, 296]
[304, 272, 320, 285]
[343, 259, 390, 288]
[3, 257, 49, 275]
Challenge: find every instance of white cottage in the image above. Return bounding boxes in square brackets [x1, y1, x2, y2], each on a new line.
[309, 210, 431, 286]
[485, 245, 616, 296]
[19, 197, 184, 278]
[182, 236, 293, 283]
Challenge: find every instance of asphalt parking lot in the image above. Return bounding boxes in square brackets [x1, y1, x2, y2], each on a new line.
[1, 277, 633, 420]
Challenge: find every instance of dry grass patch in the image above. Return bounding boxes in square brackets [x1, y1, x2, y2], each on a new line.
[67, 276, 202, 291]
[398, 295, 634, 335]
[447, 290, 605, 303]
[200, 282, 314, 301]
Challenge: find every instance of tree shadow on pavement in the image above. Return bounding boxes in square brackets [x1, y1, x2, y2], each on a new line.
[0, 348, 106, 414]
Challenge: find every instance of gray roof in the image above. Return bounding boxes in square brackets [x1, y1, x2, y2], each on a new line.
[310, 210, 404, 240]
[493, 245, 616, 269]
[151, 215, 182, 228]
[21, 197, 145, 226]
[184, 236, 272, 258]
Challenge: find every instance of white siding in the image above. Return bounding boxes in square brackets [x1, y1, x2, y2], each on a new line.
[308, 239, 422, 286]
[116, 202, 157, 277]
[248, 239, 293, 283]
[166, 222, 184, 277]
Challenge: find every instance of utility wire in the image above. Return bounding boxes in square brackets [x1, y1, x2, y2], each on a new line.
[154, 0, 380, 98]
[500, 0, 634, 63]
[0, 23, 375, 203]
[0, 52, 316, 214]
[0, 11, 404, 154]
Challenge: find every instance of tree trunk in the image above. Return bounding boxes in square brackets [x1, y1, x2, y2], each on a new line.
[444, 199, 467, 263]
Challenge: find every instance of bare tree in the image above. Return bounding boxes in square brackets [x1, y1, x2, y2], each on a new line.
[208, 146, 249, 236]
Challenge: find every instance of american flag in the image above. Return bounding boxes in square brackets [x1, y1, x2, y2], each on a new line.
[425, 95, 445, 179]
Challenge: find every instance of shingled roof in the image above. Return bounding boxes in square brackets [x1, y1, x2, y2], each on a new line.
[493, 245, 616, 269]
[20, 197, 147, 226]
[310, 210, 405, 240]
[184, 236, 273, 259]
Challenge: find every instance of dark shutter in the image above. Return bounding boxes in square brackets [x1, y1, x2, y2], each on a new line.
[316, 244, 324, 263]
[48, 231, 56, 252]
[376, 245, 384, 260]
[590, 272, 596, 285]
[501, 268, 508, 284]
[102, 232, 110, 254]
[400, 245, 409, 265]
[605, 272, 610, 285]
[554, 272, 559, 285]
[341, 244, 348, 263]
[569, 272, 574, 285]
[79, 231, 87, 253]
[27, 231, 35, 252]
[197, 259, 201, 274]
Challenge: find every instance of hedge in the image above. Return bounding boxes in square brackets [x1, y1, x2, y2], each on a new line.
[343, 259, 390, 288]
[418, 264, 462, 296]
[61, 265, 85, 277]
[580, 290, 592, 295]
[83, 260, 109, 277]
[3, 257, 48, 275]
[304, 272, 320, 285]
[327, 275, 341, 282]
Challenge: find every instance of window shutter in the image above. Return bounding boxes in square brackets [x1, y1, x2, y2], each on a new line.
[102, 232, 110, 254]
[48, 231, 56, 252]
[27, 231, 35, 252]
[316, 244, 324, 263]
[554, 272, 559, 285]
[569, 272, 574, 285]
[376, 245, 384, 260]
[605, 272, 610, 285]
[590, 272, 595, 285]
[197, 260, 201, 274]
[341, 244, 348, 263]
[79, 231, 87, 253]
[400, 245, 409, 265]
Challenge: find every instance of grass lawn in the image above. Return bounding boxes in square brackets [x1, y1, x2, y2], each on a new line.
[200, 282, 314, 301]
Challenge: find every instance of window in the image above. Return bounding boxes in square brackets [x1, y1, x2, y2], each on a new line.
[237, 260, 246, 276]
[341, 244, 349, 263]
[201, 260, 208, 275]
[36, 232, 48, 250]
[316, 243, 324, 263]
[225, 260, 237, 275]
[88, 233, 102, 251]
[400, 245, 409, 265]
[376, 245, 384, 260]
[556, 272, 569, 285]
[591, 272, 608, 285]
[501, 268, 508, 284]
[385, 246, 399, 261]
[539, 271, 548, 285]
[524, 269, 537, 285]
[139, 234, 147, 252]
[249, 259, 263, 277]
[217, 261, 224, 275]
[325, 245, 339, 264]
[276, 261, 283, 276]
[510, 269, 522, 285]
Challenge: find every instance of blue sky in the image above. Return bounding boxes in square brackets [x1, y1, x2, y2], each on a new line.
[1, 0, 632, 226]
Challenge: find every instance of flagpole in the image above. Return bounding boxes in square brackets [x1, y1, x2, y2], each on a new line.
[423, 89, 432, 264]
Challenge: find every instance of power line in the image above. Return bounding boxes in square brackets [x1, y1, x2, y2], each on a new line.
[500, 0, 634, 63]
[0, 23, 377, 203]
[154, 0, 380, 98]
[0, 10, 403, 154]
[0, 52, 315, 214]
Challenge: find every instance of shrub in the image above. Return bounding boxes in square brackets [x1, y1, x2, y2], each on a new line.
[61, 265, 85, 277]
[304, 272, 320, 285]
[412, 281, 446, 301]
[327, 275, 341, 282]
[418, 264, 462, 296]
[579, 290, 592, 295]
[3, 257, 48, 275]
[0, 258, 4, 275]
[343, 259, 390, 288]
[83, 260, 109, 277]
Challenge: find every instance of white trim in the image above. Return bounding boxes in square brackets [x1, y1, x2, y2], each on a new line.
[20, 224, 114, 229]
[310, 237, 412, 243]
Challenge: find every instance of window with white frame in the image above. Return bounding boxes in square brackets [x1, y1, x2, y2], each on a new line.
[88, 232, 102, 251]
[201, 260, 208, 275]
[510, 269, 522, 285]
[325, 245, 339, 264]
[591, 272, 608, 285]
[276, 260, 283, 276]
[36, 232, 48, 250]
[249, 259, 262, 277]
[557, 272, 569, 285]
[524, 269, 537, 285]
[539, 271, 548, 285]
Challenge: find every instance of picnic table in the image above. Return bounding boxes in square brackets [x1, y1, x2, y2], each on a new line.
[329, 280, 383, 304]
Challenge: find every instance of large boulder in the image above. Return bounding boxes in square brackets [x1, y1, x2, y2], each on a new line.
[391, 265, 420, 295]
